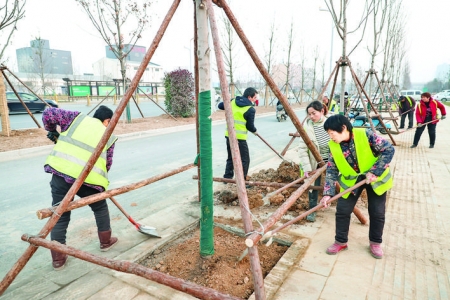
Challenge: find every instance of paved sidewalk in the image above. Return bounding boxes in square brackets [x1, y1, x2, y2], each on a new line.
[2, 116, 450, 299]
[271, 119, 450, 299]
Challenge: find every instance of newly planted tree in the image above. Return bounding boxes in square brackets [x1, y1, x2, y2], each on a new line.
[76, 0, 151, 122]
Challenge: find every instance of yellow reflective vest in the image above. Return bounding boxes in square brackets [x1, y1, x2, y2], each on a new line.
[225, 100, 252, 140]
[329, 99, 339, 113]
[45, 114, 117, 190]
[328, 128, 393, 198]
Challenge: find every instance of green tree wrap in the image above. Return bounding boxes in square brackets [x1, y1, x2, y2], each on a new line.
[199, 90, 214, 256]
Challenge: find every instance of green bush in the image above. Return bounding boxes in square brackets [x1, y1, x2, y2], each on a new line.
[163, 68, 195, 118]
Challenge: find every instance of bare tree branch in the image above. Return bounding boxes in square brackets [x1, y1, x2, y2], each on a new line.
[0, 0, 26, 63]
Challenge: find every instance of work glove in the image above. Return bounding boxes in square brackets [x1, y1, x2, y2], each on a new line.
[252, 131, 258, 136]
[442, 115, 446, 120]
[47, 130, 60, 144]
[417, 123, 423, 127]
[304, 171, 309, 178]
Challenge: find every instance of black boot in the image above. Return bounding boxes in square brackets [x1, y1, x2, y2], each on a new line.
[98, 229, 119, 252]
[50, 249, 68, 270]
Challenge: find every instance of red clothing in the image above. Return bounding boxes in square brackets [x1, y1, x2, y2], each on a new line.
[415, 98, 446, 124]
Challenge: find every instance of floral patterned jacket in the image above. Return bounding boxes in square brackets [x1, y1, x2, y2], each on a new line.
[323, 129, 395, 197]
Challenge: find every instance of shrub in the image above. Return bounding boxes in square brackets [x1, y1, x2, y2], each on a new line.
[163, 68, 195, 118]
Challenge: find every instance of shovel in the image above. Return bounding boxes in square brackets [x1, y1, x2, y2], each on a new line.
[109, 196, 161, 238]
[397, 117, 441, 135]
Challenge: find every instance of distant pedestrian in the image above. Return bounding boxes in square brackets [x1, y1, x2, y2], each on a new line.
[410, 92, 446, 149]
[398, 95, 416, 129]
[218, 87, 258, 181]
[319, 114, 395, 259]
[43, 106, 119, 270]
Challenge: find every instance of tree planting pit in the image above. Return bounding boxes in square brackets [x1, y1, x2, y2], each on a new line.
[138, 221, 297, 299]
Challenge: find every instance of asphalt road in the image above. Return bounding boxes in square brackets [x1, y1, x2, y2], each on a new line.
[0, 108, 306, 283]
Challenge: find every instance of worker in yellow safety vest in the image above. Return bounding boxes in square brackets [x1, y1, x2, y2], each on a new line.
[319, 114, 395, 259]
[43, 105, 118, 270]
[218, 87, 258, 181]
[398, 95, 416, 129]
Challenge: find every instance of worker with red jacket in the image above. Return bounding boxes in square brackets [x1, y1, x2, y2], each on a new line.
[410, 92, 446, 149]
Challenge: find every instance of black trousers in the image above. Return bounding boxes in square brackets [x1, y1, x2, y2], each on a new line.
[308, 174, 322, 208]
[224, 137, 250, 179]
[400, 110, 414, 128]
[413, 122, 436, 146]
[335, 180, 386, 244]
[50, 174, 111, 244]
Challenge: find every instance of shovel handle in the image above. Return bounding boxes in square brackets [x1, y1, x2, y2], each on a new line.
[255, 133, 285, 160]
[109, 196, 131, 220]
[270, 180, 367, 235]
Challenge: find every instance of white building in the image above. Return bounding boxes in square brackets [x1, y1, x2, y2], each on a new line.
[92, 57, 163, 82]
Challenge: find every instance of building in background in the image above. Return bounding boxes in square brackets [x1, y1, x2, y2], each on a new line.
[16, 39, 73, 75]
[93, 44, 163, 83]
[11, 39, 74, 94]
[7, 41, 163, 95]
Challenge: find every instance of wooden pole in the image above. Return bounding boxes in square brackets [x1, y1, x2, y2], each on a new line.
[205, 0, 265, 298]
[137, 87, 177, 121]
[3, 66, 52, 108]
[37, 163, 196, 220]
[253, 180, 368, 241]
[0, 69, 11, 137]
[1, 70, 41, 128]
[21, 236, 240, 300]
[193, 4, 201, 200]
[0, 1, 182, 294]
[245, 165, 326, 247]
[192, 175, 322, 190]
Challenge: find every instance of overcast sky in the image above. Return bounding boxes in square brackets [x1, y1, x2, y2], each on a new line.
[1, 0, 449, 84]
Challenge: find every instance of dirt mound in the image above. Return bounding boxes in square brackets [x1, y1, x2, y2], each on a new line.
[216, 161, 311, 212]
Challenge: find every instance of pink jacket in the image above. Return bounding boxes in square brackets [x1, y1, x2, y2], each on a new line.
[415, 98, 446, 124]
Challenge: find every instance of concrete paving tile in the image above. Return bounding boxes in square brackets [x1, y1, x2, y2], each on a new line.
[0, 277, 61, 300]
[271, 269, 326, 300]
[249, 238, 309, 300]
[297, 236, 337, 277]
[321, 258, 376, 299]
[44, 271, 114, 300]
[43, 259, 97, 285]
[86, 280, 140, 299]
[132, 292, 159, 299]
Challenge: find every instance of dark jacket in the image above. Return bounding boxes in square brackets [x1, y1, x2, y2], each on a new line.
[218, 96, 257, 133]
[398, 96, 416, 113]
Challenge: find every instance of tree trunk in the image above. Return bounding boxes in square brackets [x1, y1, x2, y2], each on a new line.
[197, 0, 214, 257]
[0, 71, 11, 137]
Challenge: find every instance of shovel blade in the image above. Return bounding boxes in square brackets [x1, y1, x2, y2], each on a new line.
[138, 225, 161, 238]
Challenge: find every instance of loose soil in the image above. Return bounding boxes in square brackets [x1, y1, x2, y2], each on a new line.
[140, 225, 289, 299]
